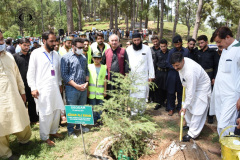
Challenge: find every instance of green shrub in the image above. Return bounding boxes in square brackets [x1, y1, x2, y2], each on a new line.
[96, 71, 157, 159]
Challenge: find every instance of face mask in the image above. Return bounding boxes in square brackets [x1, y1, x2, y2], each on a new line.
[75, 48, 83, 55]
[0, 43, 6, 52]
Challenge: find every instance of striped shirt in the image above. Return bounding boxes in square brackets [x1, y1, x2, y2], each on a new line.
[61, 51, 89, 86]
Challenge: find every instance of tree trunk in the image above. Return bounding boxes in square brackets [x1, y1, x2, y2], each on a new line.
[88, 0, 90, 22]
[172, 0, 179, 39]
[192, 0, 203, 39]
[187, 26, 191, 40]
[160, 0, 164, 39]
[131, 0, 135, 30]
[98, 0, 101, 19]
[140, 0, 143, 30]
[66, 0, 74, 33]
[119, 10, 121, 24]
[136, 0, 139, 23]
[171, 0, 173, 22]
[133, 0, 135, 29]
[91, 0, 94, 19]
[77, 0, 82, 31]
[125, 0, 129, 30]
[167, 0, 169, 21]
[114, 0, 118, 30]
[94, 0, 96, 21]
[109, 2, 114, 29]
[145, 16, 148, 29]
[41, 0, 44, 32]
[126, 14, 129, 31]
[59, 0, 62, 16]
[186, 6, 191, 40]
[145, 0, 150, 29]
[236, 19, 240, 41]
[157, 0, 160, 33]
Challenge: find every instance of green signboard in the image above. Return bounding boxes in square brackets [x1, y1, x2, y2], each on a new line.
[65, 105, 94, 125]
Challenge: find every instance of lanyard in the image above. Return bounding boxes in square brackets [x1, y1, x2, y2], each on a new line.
[43, 52, 54, 67]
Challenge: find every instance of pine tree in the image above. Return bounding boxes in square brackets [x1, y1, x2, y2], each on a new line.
[95, 71, 157, 159]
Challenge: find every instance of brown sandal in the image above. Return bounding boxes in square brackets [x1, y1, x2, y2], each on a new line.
[49, 133, 64, 138]
[45, 139, 55, 147]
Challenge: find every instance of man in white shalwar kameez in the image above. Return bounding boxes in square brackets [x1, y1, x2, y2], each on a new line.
[209, 27, 240, 136]
[171, 52, 211, 141]
[27, 31, 65, 146]
[126, 33, 155, 115]
[0, 30, 31, 159]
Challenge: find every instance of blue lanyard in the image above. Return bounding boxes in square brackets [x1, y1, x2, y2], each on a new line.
[43, 52, 54, 67]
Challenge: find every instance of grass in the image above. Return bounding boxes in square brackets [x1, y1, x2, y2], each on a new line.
[211, 133, 219, 143]
[1, 107, 221, 160]
[0, 124, 108, 160]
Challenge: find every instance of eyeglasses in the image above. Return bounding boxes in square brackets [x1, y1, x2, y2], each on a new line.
[77, 47, 84, 49]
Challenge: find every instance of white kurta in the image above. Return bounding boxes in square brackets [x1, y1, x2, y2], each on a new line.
[27, 47, 64, 116]
[126, 44, 155, 99]
[179, 58, 211, 115]
[210, 40, 240, 135]
[179, 58, 211, 138]
[0, 51, 30, 137]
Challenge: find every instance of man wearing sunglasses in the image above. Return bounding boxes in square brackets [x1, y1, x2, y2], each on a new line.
[61, 37, 89, 138]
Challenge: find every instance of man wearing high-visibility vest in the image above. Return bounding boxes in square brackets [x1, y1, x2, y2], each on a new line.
[83, 39, 92, 64]
[88, 51, 107, 123]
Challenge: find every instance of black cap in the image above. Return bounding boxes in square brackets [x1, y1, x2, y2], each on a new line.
[172, 35, 182, 43]
[132, 32, 141, 39]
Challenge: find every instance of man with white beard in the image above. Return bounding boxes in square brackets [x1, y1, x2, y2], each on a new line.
[126, 32, 155, 115]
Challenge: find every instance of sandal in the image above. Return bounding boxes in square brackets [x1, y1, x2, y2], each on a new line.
[45, 139, 55, 147]
[50, 133, 64, 138]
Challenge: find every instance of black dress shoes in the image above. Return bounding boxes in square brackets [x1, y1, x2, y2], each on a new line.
[183, 126, 189, 130]
[182, 134, 192, 142]
[208, 116, 214, 124]
[154, 104, 161, 110]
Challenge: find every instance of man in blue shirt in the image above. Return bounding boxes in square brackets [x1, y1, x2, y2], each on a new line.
[61, 38, 89, 138]
[166, 35, 189, 116]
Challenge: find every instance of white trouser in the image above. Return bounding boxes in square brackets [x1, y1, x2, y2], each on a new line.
[39, 109, 60, 141]
[131, 98, 146, 116]
[217, 117, 237, 137]
[185, 108, 208, 139]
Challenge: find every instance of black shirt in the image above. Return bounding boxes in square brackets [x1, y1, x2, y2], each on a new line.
[6, 45, 15, 54]
[30, 47, 37, 52]
[13, 52, 30, 85]
[188, 47, 198, 62]
[196, 47, 218, 80]
[154, 49, 169, 69]
[151, 46, 160, 63]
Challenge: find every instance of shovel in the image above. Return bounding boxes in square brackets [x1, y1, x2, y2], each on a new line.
[159, 86, 210, 160]
[179, 86, 186, 142]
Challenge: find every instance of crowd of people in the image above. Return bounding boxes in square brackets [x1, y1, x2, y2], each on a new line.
[1, 26, 240, 159]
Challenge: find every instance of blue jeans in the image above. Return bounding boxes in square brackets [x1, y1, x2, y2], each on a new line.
[89, 99, 103, 123]
[65, 85, 87, 134]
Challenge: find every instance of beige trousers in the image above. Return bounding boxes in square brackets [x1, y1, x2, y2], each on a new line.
[0, 125, 32, 159]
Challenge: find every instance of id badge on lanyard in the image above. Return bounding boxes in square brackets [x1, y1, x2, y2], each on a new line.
[43, 52, 55, 76]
